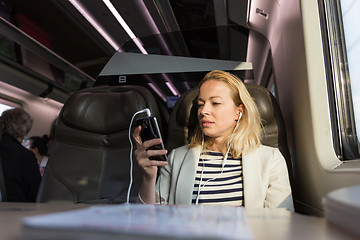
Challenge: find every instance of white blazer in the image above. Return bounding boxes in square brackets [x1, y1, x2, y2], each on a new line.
[156, 144, 293, 210]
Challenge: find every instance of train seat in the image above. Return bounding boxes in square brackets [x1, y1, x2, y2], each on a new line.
[166, 84, 293, 184]
[0, 156, 6, 202]
[166, 88, 199, 152]
[37, 85, 162, 203]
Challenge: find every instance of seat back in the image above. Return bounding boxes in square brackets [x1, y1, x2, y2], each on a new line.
[166, 84, 292, 179]
[166, 88, 199, 152]
[0, 155, 7, 202]
[245, 84, 291, 161]
[37, 85, 162, 203]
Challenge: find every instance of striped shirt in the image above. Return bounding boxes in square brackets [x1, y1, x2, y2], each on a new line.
[192, 151, 244, 206]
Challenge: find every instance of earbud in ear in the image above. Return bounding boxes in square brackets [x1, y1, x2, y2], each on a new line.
[238, 111, 243, 119]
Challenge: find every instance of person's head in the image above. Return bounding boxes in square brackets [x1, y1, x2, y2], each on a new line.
[0, 108, 33, 142]
[189, 70, 261, 157]
[29, 136, 48, 157]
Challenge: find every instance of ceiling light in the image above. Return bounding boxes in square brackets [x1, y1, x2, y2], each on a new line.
[136, 0, 172, 55]
[148, 83, 167, 102]
[163, 74, 180, 96]
[103, 0, 148, 54]
[102, 0, 180, 97]
[68, 0, 120, 51]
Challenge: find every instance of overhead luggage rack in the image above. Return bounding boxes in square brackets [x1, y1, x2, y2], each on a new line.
[0, 16, 95, 103]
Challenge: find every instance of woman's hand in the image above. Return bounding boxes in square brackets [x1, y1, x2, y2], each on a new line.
[133, 125, 168, 180]
[133, 125, 168, 204]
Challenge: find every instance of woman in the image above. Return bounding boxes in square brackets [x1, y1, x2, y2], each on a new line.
[133, 70, 293, 209]
[0, 108, 41, 202]
[28, 136, 49, 177]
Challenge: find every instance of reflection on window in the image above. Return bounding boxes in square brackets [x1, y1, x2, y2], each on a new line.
[340, 0, 360, 142]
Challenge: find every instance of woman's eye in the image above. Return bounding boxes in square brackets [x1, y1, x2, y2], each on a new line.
[197, 103, 204, 107]
[212, 102, 220, 106]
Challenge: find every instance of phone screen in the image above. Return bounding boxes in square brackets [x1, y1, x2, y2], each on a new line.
[136, 117, 167, 161]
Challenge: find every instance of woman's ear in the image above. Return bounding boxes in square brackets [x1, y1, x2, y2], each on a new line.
[235, 104, 245, 121]
[237, 111, 243, 120]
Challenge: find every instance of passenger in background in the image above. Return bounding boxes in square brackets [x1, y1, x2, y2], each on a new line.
[28, 136, 48, 176]
[46, 118, 56, 156]
[0, 108, 41, 202]
[133, 70, 293, 209]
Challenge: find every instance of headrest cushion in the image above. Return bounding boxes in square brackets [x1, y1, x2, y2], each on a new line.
[246, 85, 274, 126]
[62, 91, 147, 134]
[176, 89, 199, 126]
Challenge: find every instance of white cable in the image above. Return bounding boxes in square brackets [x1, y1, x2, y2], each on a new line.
[127, 108, 151, 204]
[195, 147, 230, 205]
[195, 138, 205, 205]
[195, 117, 241, 205]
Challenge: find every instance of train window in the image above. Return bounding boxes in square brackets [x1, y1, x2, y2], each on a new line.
[0, 98, 20, 115]
[339, 0, 360, 142]
[322, 0, 360, 159]
[0, 104, 13, 115]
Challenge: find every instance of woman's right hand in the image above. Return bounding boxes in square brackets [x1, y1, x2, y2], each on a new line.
[133, 125, 168, 180]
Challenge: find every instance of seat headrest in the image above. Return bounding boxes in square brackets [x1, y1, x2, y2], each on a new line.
[56, 85, 161, 147]
[175, 88, 199, 127]
[166, 83, 279, 151]
[245, 84, 274, 126]
[63, 90, 148, 134]
[173, 84, 274, 128]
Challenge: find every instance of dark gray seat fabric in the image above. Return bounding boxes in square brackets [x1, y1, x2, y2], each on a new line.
[0, 156, 7, 202]
[166, 84, 293, 186]
[166, 88, 199, 152]
[245, 84, 291, 161]
[37, 85, 162, 203]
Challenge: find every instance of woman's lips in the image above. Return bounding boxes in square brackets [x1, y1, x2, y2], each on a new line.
[201, 120, 214, 127]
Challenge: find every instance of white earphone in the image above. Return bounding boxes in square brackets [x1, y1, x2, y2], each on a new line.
[195, 113, 241, 205]
[127, 108, 152, 204]
[237, 111, 242, 120]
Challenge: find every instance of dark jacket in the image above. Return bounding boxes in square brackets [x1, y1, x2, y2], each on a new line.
[0, 132, 41, 202]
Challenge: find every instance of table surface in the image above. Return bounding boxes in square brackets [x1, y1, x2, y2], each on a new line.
[0, 202, 356, 240]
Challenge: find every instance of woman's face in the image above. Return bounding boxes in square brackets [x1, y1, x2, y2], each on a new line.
[197, 79, 242, 143]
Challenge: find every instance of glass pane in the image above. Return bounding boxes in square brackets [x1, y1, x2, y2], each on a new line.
[340, 0, 360, 142]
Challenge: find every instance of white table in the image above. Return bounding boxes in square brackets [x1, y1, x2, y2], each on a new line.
[0, 202, 355, 240]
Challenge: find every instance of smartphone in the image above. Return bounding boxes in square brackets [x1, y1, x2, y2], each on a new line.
[136, 116, 168, 161]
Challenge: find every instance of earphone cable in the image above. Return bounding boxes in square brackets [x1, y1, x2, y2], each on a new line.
[127, 108, 151, 204]
[195, 116, 241, 205]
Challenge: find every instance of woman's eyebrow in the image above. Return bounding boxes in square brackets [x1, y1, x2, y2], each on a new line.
[210, 96, 222, 100]
[198, 96, 223, 102]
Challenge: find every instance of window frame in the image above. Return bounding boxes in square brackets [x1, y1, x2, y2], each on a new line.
[320, 0, 360, 160]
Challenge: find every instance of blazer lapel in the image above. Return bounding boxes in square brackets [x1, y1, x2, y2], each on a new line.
[175, 146, 201, 204]
[242, 148, 263, 208]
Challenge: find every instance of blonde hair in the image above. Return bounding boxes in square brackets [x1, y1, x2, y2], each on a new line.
[189, 70, 261, 157]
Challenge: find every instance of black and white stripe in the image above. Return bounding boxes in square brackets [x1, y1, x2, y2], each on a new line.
[192, 151, 244, 206]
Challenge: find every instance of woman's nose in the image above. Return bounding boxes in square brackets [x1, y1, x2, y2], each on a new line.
[200, 103, 210, 115]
